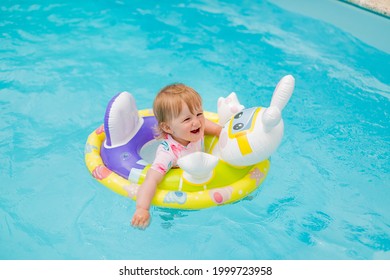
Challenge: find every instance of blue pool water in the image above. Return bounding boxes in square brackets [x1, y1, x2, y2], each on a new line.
[1, 0, 389, 260]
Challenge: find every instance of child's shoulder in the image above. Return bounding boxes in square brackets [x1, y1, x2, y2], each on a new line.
[160, 140, 171, 151]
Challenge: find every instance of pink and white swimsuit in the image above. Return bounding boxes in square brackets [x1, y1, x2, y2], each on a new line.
[151, 134, 204, 175]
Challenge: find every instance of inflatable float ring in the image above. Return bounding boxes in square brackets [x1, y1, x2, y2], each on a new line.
[84, 75, 295, 210]
[85, 110, 270, 209]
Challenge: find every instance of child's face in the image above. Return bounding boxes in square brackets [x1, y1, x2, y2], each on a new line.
[164, 102, 205, 146]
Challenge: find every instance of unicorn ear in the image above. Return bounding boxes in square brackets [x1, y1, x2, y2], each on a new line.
[217, 92, 245, 125]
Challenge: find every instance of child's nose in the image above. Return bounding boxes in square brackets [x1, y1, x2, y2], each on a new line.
[192, 118, 200, 127]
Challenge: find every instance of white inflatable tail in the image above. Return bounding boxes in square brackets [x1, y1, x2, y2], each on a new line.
[104, 91, 143, 148]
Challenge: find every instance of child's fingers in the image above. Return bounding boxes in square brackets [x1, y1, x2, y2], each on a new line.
[131, 215, 149, 229]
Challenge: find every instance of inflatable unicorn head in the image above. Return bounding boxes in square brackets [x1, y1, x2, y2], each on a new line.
[218, 75, 295, 167]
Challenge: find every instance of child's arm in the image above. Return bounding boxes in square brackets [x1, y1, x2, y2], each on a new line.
[131, 169, 164, 229]
[204, 118, 222, 137]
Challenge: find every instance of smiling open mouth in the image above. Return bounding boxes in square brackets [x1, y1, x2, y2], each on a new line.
[191, 128, 200, 134]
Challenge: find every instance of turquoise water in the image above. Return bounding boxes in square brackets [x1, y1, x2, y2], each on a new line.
[1, 0, 389, 260]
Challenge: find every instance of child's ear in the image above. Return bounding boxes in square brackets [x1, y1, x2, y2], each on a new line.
[160, 122, 172, 134]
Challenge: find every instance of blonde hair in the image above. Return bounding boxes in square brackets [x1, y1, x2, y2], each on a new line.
[153, 83, 202, 138]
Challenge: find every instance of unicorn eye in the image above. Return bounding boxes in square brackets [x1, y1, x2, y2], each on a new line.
[233, 123, 244, 130]
[234, 112, 243, 119]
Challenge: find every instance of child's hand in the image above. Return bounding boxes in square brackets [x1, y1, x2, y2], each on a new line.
[131, 208, 150, 229]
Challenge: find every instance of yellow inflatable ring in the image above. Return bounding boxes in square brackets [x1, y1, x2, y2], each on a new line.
[84, 110, 270, 210]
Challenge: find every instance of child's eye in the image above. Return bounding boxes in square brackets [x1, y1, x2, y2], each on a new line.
[197, 112, 203, 117]
[183, 118, 191, 122]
